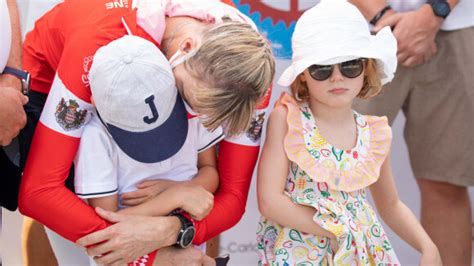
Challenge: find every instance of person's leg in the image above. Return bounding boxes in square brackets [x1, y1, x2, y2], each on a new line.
[44, 226, 90, 265]
[206, 236, 220, 257]
[417, 179, 472, 265]
[21, 217, 58, 266]
[404, 27, 474, 265]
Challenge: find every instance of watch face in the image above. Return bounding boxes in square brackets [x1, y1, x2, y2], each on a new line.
[180, 227, 196, 248]
[435, 2, 450, 17]
[433, 1, 450, 17]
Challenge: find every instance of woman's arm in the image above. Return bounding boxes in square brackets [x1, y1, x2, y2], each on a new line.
[370, 154, 441, 264]
[257, 106, 334, 238]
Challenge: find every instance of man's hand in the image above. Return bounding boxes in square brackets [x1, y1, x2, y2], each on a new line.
[373, 5, 442, 67]
[153, 246, 216, 266]
[76, 207, 180, 265]
[0, 86, 28, 146]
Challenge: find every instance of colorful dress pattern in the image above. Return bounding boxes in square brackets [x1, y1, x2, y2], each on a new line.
[257, 94, 400, 265]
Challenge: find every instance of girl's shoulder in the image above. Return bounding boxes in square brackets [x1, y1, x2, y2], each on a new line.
[283, 109, 393, 192]
[358, 113, 392, 142]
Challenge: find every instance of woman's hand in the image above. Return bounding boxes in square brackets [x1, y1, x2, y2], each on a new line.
[121, 180, 178, 206]
[171, 184, 214, 221]
[76, 207, 181, 265]
[419, 244, 442, 266]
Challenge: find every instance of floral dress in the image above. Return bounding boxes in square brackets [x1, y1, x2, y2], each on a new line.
[256, 94, 400, 265]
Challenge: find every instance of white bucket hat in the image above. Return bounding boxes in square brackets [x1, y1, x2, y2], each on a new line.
[278, 0, 397, 87]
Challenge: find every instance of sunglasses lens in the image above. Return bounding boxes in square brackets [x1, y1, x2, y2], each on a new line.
[340, 59, 364, 78]
[308, 65, 332, 81]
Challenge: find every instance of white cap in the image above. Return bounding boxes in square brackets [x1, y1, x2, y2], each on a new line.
[278, 0, 397, 86]
[89, 35, 188, 163]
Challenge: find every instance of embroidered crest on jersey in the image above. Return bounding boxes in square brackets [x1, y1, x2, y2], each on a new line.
[55, 98, 88, 131]
[246, 112, 265, 142]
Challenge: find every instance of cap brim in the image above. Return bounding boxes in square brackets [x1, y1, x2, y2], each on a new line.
[106, 94, 188, 164]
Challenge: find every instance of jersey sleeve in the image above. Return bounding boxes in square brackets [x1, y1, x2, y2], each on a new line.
[197, 121, 225, 153]
[74, 116, 119, 199]
[192, 85, 272, 244]
[18, 24, 127, 242]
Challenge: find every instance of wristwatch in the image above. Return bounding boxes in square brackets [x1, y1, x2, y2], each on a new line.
[427, 0, 451, 19]
[172, 212, 195, 248]
[1, 66, 31, 96]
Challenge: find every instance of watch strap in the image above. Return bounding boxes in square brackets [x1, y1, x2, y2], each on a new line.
[2, 66, 29, 80]
[172, 212, 195, 248]
[427, 0, 451, 18]
[370, 5, 392, 26]
[1, 66, 31, 95]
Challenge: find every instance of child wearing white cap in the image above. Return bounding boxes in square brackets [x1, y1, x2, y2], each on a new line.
[78, 34, 223, 219]
[44, 35, 224, 265]
[256, 0, 440, 264]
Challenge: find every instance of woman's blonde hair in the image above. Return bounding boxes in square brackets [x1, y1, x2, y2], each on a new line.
[291, 58, 382, 102]
[184, 21, 275, 136]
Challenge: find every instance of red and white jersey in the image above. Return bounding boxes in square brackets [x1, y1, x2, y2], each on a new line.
[19, 0, 272, 260]
[74, 112, 224, 205]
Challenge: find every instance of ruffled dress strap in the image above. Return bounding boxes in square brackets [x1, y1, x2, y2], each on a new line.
[278, 92, 392, 192]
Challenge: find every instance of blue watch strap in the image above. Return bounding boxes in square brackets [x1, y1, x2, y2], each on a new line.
[1, 66, 31, 96]
[2, 66, 29, 80]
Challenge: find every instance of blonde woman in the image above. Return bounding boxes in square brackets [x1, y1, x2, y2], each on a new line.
[18, 0, 274, 264]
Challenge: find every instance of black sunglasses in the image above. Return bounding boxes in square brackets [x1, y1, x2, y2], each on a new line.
[308, 58, 367, 81]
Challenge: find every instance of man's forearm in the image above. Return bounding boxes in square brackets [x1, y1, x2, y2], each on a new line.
[350, 0, 461, 21]
[447, 0, 460, 9]
[6, 0, 21, 69]
[349, 0, 390, 21]
[2, 0, 22, 91]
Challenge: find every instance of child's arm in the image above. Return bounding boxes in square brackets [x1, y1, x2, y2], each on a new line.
[118, 148, 217, 220]
[121, 147, 219, 206]
[257, 106, 335, 239]
[370, 154, 441, 265]
[88, 195, 119, 212]
[185, 146, 219, 193]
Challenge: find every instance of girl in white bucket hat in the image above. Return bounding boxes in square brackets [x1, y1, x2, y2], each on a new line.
[256, 0, 441, 264]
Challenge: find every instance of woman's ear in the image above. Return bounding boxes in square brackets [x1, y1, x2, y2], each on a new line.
[179, 37, 197, 54]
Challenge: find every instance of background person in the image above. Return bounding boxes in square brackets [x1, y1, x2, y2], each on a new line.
[351, 0, 474, 264]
